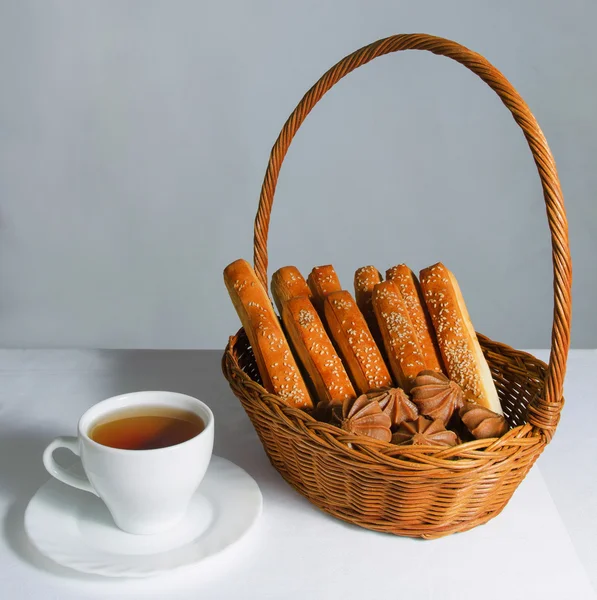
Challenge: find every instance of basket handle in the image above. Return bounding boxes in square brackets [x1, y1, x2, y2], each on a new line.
[252, 34, 571, 441]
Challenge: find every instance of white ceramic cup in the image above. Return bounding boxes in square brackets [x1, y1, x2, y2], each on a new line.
[43, 391, 214, 535]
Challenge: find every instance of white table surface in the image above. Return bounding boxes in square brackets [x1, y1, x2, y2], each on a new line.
[0, 349, 595, 599]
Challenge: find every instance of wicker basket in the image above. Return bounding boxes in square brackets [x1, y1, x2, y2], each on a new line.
[222, 34, 572, 539]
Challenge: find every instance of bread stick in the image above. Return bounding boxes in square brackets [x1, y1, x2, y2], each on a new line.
[419, 262, 502, 414]
[223, 259, 313, 409]
[307, 265, 342, 314]
[372, 280, 427, 392]
[354, 266, 385, 352]
[386, 264, 444, 372]
[271, 266, 312, 316]
[281, 296, 356, 405]
[323, 290, 392, 394]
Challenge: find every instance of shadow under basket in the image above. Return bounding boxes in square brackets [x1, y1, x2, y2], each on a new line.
[221, 34, 572, 539]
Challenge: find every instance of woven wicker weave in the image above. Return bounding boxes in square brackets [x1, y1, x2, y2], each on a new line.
[222, 34, 572, 539]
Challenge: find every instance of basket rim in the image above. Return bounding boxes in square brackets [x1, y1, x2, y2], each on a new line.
[223, 327, 549, 472]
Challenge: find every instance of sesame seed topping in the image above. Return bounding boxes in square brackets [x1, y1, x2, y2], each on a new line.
[297, 308, 315, 327]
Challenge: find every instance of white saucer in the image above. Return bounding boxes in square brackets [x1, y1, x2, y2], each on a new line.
[24, 455, 262, 578]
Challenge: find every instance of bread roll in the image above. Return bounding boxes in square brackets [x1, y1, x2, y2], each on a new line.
[323, 290, 392, 394]
[386, 264, 444, 372]
[372, 280, 427, 392]
[419, 262, 502, 415]
[307, 265, 342, 314]
[354, 266, 385, 352]
[271, 266, 311, 315]
[223, 259, 313, 409]
[281, 296, 356, 405]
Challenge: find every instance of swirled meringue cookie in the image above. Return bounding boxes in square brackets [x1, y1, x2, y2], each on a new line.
[411, 370, 464, 424]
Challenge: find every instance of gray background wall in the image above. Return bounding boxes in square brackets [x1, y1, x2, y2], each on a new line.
[0, 0, 595, 350]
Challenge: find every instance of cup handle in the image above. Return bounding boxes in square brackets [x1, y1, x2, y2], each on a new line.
[43, 436, 98, 496]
